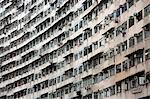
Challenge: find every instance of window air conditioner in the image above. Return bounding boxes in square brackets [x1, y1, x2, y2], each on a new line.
[57, 42, 63, 46]
[139, 76, 145, 85]
[68, 23, 71, 26]
[69, 28, 73, 31]
[115, 18, 119, 23]
[85, 85, 91, 90]
[133, 12, 138, 17]
[59, 27, 62, 30]
[102, 24, 105, 29]
[76, 90, 81, 96]
[145, 51, 149, 55]
[119, 5, 123, 8]
[39, 52, 42, 57]
[94, 16, 98, 20]
[57, 5, 60, 8]
[122, 81, 128, 91]
[129, 16, 134, 19]
[134, 33, 140, 37]
[120, 28, 126, 36]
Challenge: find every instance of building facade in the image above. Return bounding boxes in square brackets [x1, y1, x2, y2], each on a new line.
[0, 0, 150, 99]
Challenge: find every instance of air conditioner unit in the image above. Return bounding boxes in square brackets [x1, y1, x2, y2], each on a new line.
[122, 81, 128, 91]
[129, 16, 134, 19]
[114, 18, 119, 23]
[59, 27, 62, 30]
[134, 33, 140, 37]
[57, 42, 63, 46]
[49, 2, 52, 6]
[94, 16, 98, 20]
[139, 76, 145, 85]
[69, 28, 73, 31]
[122, 31, 126, 37]
[76, 90, 81, 96]
[79, 39, 83, 44]
[133, 12, 138, 17]
[119, 5, 123, 8]
[39, 53, 42, 57]
[102, 24, 105, 29]
[68, 23, 71, 26]
[145, 52, 149, 55]
[57, 5, 60, 8]
[85, 85, 91, 90]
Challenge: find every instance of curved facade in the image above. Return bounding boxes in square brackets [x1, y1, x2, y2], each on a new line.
[0, 0, 150, 99]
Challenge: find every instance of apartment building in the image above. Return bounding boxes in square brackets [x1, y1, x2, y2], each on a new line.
[0, 0, 150, 99]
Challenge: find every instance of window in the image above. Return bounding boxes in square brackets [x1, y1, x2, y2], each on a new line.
[79, 21, 83, 28]
[110, 66, 115, 76]
[74, 11, 79, 18]
[129, 16, 134, 28]
[99, 90, 103, 99]
[103, 88, 109, 97]
[79, 51, 83, 58]
[109, 28, 115, 39]
[94, 26, 98, 33]
[84, 47, 88, 56]
[122, 21, 127, 31]
[129, 37, 135, 47]
[83, 76, 93, 87]
[83, 94, 92, 99]
[116, 26, 122, 36]
[103, 53, 109, 61]
[144, 23, 150, 38]
[135, 50, 144, 64]
[83, 2, 88, 11]
[74, 68, 78, 76]
[88, 0, 93, 7]
[88, 45, 92, 53]
[88, 13, 92, 21]
[116, 44, 121, 54]
[93, 74, 99, 84]
[121, 3, 127, 13]
[110, 85, 115, 96]
[135, 31, 143, 43]
[79, 66, 82, 74]
[135, 10, 143, 22]
[75, 54, 78, 60]
[122, 40, 128, 51]
[83, 61, 88, 71]
[84, 32, 88, 40]
[144, 4, 150, 17]
[99, 40, 103, 47]
[122, 60, 128, 71]
[93, 8, 98, 19]
[116, 8, 121, 17]
[93, 57, 99, 67]
[128, 0, 134, 8]
[93, 41, 98, 50]
[130, 76, 138, 88]
[87, 29, 92, 37]
[109, 49, 114, 58]
[94, 92, 98, 99]
[129, 54, 135, 67]
[75, 24, 78, 32]
[99, 72, 103, 81]
[116, 82, 122, 93]
[116, 63, 122, 73]
[103, 70, 109, 79]
[145, 49, 150, 60]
